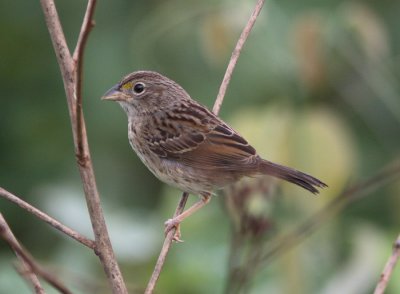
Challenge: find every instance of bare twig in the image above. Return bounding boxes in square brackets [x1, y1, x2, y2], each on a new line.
[73, 0, 96, 63]
[73, 0, 97, 158]
[1, 213, 75, 294]
[0, 213, 45, 294]
[145, 192, 189, 294]
[13, 263, 45, 294]
[40, 0, 127, 293]
[374, 234, 400, 294]
[0, 187, 95, 249]
[39, 0, 75, 113]
[212, 0, 266, 115]
[145, 1, 265, 293]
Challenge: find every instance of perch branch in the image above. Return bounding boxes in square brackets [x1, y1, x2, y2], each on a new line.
[374, 233, 400, 294]
[0, 187, 94, 249]
[145, 0, 266, 293]
[145, 192, 189, 294]
[40, 0, 127, 293]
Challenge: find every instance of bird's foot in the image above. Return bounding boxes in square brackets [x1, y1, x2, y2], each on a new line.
[164, 218, 183, 242]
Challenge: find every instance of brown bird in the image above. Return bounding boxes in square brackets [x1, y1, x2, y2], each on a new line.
[102, 71, 327, 240]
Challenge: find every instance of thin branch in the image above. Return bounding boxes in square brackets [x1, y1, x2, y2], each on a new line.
[145, 1, 266, 293]
[40, 0, 127, 293]
[39, 0, 75, 113]
[374, 234, 400, 294]
[0, 214, 45, 294]
[0, 214, 73, 294]
[212, 0, 266, 115]
[73, 0, 97, 159]
[0, 187, 95, 249]
[72, 0, 96, 63]
[14, 263, 45, 294]
[145, 192, 189, 294]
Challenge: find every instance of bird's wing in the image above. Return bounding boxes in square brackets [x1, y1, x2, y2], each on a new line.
[143, 103, 258, 171]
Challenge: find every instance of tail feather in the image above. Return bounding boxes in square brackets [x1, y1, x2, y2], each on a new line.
[259, 160, 327, 194]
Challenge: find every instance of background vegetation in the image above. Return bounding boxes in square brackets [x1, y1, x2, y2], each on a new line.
[1, 0, 399, 293]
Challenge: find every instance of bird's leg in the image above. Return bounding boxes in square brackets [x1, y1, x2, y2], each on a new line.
[165, 193, 211, 242]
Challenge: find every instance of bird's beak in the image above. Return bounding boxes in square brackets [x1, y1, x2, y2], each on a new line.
[101, 85, 125, 101]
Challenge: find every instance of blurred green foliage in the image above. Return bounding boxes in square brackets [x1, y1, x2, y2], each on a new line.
[0, 0, 400, 293]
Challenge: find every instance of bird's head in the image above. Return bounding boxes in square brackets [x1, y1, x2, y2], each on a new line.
[102, 71, 190, 116]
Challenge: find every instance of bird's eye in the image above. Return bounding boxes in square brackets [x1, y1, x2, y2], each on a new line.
[133, 82, 145, 94]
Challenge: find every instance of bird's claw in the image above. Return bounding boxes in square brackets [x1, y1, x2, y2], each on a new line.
[164, 218, 183, 242]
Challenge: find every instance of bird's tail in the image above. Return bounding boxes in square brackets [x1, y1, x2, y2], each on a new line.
[259, 159, 327, 194]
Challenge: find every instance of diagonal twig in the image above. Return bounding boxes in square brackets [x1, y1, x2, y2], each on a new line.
[13, 263, 45, 294]
[145, 192, 189, 294]
[213, 0, 266, 115]
[145, 1, 266, 293]
[0, 187, 95, 249]
[1, 213, 74, 294]
[374, 233, 400, 294]
[0, 213, 45, 294]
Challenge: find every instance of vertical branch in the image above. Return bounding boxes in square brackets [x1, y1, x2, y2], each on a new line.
[145, 1, 266, 293]
[374, 234, 400, 294]
[39, 0, 75, 114]
[39, 1, 127, 293]
[73, 0, 97, 158]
